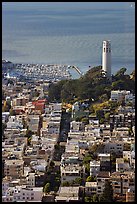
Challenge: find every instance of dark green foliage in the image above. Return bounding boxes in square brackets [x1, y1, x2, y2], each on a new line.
[86, 176, 96, 182]
[43, 183, 50, 193]
[84, 196, 92, 202]
[83, 154, 92, 165]
[9, 108, 16, 116]
[115, 67, 127, 79]
[48, 66, 135, 103]
[62, 181, 70, 186]
[73, 177, 83, 185]
[99, 180, 113, 202]
[92, 194, 99, 202]
[48, 80, 67, 102]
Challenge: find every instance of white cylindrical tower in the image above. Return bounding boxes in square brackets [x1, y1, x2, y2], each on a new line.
[102, 40, 111, 78]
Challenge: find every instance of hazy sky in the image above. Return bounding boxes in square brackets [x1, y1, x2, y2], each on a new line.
[2, 2, 135, 10]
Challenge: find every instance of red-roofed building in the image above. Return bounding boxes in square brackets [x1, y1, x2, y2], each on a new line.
[32, 99, 46, 113]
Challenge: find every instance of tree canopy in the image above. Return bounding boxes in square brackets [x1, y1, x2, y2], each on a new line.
[99, 180, 113, 202]
[48, 66, 135, 103]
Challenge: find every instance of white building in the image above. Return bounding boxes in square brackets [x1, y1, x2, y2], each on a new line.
[102, 40, 111, 78]
[125, 93, 135, 104]
[98, 153, 110, 162]
[6, 116, 23, 129]
[2, 112, 10, 123]
[26, 172, 36, 187]
[111, 90, 131, 102]
[51, 102, 62, 112]
[60, 163, 83, 183]
[47, 121, 60, 134]
[2, 185, 43, 202]
[55, 186, 80, 202]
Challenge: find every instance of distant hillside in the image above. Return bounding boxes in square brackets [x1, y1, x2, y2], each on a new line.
[48, 66, 135, 103]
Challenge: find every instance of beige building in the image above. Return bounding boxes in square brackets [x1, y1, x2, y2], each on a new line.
[96, 171, 110, 195]
[126, 189, 135, 202]
[55, 186, 80, 202]
[12, 96, 29, 106]
[85, 182, 97, 196]
[61, 163, 83, 183]
[111, 172, 135, 198]
[4, 159, 24, 179]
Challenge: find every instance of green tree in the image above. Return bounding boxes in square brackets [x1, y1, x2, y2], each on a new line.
[85, 163, 90, 175]
[115, 67, 127, 78]
[92, 194, 99, 202]
[99, 180, 113, 202]
[104, 112, 110, 121]
[83, 155, 92, 165]
[84, 196, 92, 202]
[86, 176, 96, 182]
[99, 93, 108, 103]
[43, 183, 50, 193]
[74, 177, 83, 185]
[62, 181, 70, 186]
[9, 108, 16, 116]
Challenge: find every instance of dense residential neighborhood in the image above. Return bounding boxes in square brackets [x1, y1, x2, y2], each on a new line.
[2, 63, 135, 202]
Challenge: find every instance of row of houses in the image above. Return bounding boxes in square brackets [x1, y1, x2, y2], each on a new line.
[2, 75, 63, 202]
[55, 98, 135, 202]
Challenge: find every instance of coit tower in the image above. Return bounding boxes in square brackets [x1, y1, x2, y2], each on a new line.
[102, 40, 111, 78]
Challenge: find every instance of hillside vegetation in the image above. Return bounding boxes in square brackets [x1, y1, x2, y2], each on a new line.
[48, 66, 135, 103]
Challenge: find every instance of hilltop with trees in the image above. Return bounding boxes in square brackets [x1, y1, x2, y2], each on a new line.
[48, 66, 135, 104]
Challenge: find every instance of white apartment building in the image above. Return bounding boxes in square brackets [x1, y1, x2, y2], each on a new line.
[51, 102, 62, 112]
[26, 172, 36, 187]
[47, 121, 60, 134]
[12, 96, 29, 106]
[2, 112, 10, 123]
[55, 186, 80, 202]
[60, 163, 83, 183]
[98, 153, 110, 162]
[125, 93, 135, 104]
[2, 185, 43, 202]
[6, 116, 23, 129]
[110, 90, 131, 102]
[65, 141, 79, 154]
